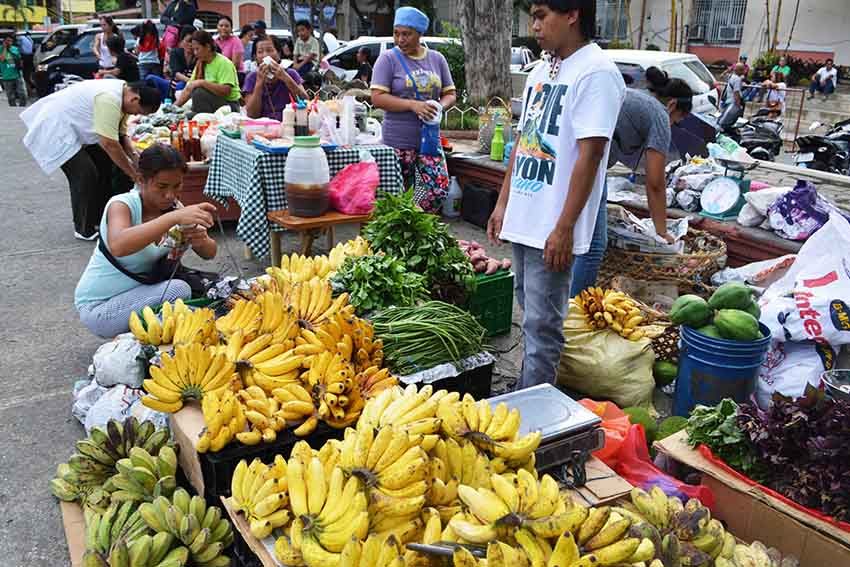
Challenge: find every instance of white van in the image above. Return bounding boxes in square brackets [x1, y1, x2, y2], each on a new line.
[323, 36, 460, 82]
[511, 49, 719, 115]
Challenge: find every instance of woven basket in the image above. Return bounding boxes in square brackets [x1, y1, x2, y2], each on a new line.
[599, 229, 727, 299]
[478, 98, 512, 153]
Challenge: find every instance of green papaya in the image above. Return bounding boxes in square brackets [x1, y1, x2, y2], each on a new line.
[657, 416, 689, 441]
[669, 294, 712, 327]
[744, 300, 761, 319]
[623, 407, 658, 442]
[708, 282, 754, 310]
[696, 324, 723, 339]
[653, 360, 679, 387]
[714, 309, 762, 341]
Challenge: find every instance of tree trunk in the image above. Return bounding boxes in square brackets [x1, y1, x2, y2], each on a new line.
[460, 0, 513, 107]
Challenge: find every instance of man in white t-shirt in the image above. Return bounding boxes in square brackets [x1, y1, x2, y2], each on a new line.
[486, 0, 625, 390]
[809, 59, 838, 100]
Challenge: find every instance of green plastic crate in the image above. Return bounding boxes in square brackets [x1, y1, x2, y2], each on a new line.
[468, 270, 514, 337]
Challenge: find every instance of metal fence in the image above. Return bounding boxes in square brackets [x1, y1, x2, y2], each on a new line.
[596, 0, 630, 42]
[718, 81, 810, 150]
[689, 0, 747, 45]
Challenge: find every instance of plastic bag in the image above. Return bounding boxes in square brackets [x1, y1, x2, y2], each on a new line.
[92, 337, 147, 388]
[757, 340, 835, 408]
[578, 399, 631, 463]
[84, 385, 143, 433]
[736, 202, 764, 227]
[767, 180, 831, 241]
[72, 378, 108, 427]
[761, 215, 850, 345]
[328, 151, 379, 215]
[129, 398, 170, 430]
[558, 304, 656, 408]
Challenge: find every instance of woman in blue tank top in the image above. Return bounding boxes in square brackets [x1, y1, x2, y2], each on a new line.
[75, 144, 218, 337]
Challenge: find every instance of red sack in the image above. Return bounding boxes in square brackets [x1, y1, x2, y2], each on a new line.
[328, 161, 379, 215]
[579, 399, 631, 463]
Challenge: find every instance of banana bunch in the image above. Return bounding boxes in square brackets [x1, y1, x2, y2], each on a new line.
[215, 298, 262, 339]
[307, 351, 364, 429]
[128, 300, 191, 345]
[574, 287, 646, 341]
[269, 253, 335, 286]
[281, 451, 371, 565]
[349, 315, 385, 373]
[82, 501, 153, 567]
[231, 456, 291, 539]
[358, 384, 454, 431]
[328, 236, 372, 272]
[105, 445, 178, 504]
[142, 343, 235, 413]
[437, 394, 542, 464]
[235, 337, 305, 393]
[355, 366, 398, 400]
[196, 389, 246, 453]
[218, 291, 301, 345]
[428, 437, 498, 521]
[337, 425, 430, 532]
[271, 382, 323, 437]
[138, 488, 233, 567]
[172, 307, 219, 346]
[341, 531, 414, 567]
[291, 278, 353, 331]
[716, 541, 798, 567]
[50, 417, 172, 509]
[401, 507, 444, 567]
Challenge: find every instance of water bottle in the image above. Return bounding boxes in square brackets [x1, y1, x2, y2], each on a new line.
[442, 176, 462, 218]
[490, 123, 505, 162]
[503, 140, 514, 165]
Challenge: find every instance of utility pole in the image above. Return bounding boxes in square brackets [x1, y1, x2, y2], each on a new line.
[771, 0, 783, 52]
[637, 0, 647, 49]
[764, 0, 771, 52]
[669, 0, 677, 51]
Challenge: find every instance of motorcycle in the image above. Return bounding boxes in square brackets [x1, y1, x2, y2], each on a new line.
[794, 119, 850, 175]
[716, 105, 784, 161]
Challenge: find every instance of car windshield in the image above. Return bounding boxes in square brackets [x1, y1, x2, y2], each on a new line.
[511, 51, 524, 65]
[663, 60, 714, 94]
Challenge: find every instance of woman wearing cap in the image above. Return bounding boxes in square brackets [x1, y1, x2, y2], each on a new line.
[243, 35, 307, 121]
[175, 30, 241, 114]
[570, 67, 693, 296]
[371, 6, 456, 213]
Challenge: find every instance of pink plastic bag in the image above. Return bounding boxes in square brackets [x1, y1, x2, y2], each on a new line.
[329, 161, 379, 215]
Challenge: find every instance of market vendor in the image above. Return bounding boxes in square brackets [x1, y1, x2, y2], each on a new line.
[243, 35, 308, 121]
[486, 0, 625, 390]
[215, 16, 243, 73]
[75, 144, 218, 338]
[21, 80, 161, 240]
[147, 24, 195, 100]
[569, 66, 692, 297]
[371, 6, 456, 213]
[175, 30, 241, 115]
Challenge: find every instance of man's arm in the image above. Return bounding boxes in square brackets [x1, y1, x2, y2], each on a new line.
[99, 135, 140, 184]
[486, 136, 518, 245]
[544, 138, 608, 271]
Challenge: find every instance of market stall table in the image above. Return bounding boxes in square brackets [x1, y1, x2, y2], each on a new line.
[204, 135, 404, 260]
[267, 209, 372, 265]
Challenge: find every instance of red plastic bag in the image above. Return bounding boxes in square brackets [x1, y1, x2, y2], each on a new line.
[578, 399, 631, 463]
[328, 161, 379, 215]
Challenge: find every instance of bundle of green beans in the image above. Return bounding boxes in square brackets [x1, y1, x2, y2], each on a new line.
[371, 301, 486, 375]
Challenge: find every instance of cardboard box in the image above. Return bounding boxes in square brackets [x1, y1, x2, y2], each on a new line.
[562, 456, 633, 507]
[60, 501, 87, 567]
[170, 403, 207, 496]
[655, 431, 850, 566]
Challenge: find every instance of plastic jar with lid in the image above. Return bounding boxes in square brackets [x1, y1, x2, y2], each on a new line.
[284, 135, 331, 217]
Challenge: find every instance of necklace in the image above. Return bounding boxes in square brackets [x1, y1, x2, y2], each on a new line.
[544, 51, 562, 80]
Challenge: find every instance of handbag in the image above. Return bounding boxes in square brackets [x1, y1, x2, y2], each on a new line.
[98, 238, 218, 299]
[393, 48, 441, 157]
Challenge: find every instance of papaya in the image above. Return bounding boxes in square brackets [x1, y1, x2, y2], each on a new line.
[653, 360, 678, 387]
[696, 324, 723, 339]
[708, 282, 754, 310]
[744, 300, 761, 320]
[714, 309, 762, 341]
[623, 407, 657, 442]
[669, 294, 712, 327]
[656, 416, 689, 441]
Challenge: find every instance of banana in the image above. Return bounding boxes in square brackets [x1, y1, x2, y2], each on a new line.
[548, 532, 579, 567]
[515, 528, 547, 567]
[591, 537, 641, 565]
[457, 485, 510, 524]
[585, 517, 632, 551]
[525, 505, 589, 539]
[452, 546, 479, 567]
[448, 517, 499, 544]
[287, 456, 309, 517]
[629, 538, 656, 563]
[577, 506, 611, 546]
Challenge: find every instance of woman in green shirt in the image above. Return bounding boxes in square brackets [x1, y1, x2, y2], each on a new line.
[175, 30, 241, 114]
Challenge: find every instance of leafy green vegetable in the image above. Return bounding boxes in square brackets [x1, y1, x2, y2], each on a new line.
[685, 399, 766, 481]
[331, 254, 427, 316]
[362, 191, 475, 304]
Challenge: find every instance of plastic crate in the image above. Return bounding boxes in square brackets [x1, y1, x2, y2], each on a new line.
[199, 423, 344, 504]
[231, 528, 263, 567]
[403, 358, 494, 400]
[467, 270, 514, 337]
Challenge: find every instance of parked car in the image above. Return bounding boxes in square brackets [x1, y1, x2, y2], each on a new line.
[323, 36, 460, 82]
[35, 24, 89, 64]
[511, 46, 536, 72]
[511, 49, 719, 115]
[33, 27, 139, 96]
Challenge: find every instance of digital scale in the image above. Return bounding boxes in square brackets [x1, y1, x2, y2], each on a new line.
[699, 158, 757, 221]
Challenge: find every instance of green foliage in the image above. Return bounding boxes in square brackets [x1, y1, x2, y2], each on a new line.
[751, 50, 829, 86]
[96, 0, 121, 12]
[1, 0, 35, 25]
[331, 254, 428, 316]
[433, 24, 466, 102]
[686, 399, 765, 481]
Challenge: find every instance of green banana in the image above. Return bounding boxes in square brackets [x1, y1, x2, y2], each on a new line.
[193, 541, 224, 563]
[128, 534, 152, 567]
[129, 447, 159, 474]
[148, 532, 176, 565]
[153, 476, 177, 499]
[172, 488, 191, 516]
[110, 501, 136, 542]
[201, 506, 221, 531]
[179, 512, 201, 545]
[106, 420, 125, 457]
[142, 429, 171, 455]
[108, 539, 130, 567]
[123, 417, 139, 456]
[208, 518, 231, 544]
[157, 446, 178, 478]
[111, 490, 145, 503]
[189, 496, 207, 524]
[129, 466, 159, 493]
[82, 550, 109, 567]
[85, 514, 102, 551]
[189, 527, 211, 555]
[50, 478, 79, 501]
[96, 504, 118, 553]
[76, 440, 117, 467]
[136, 420, 156, 446]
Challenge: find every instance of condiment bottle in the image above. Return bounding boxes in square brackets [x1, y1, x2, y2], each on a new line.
[490, 122, 505, 162]
[281, 106, 295, 140]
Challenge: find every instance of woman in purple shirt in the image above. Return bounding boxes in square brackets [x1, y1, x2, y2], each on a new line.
[371, 6, 457, 213]
[243, 35, 308, 121]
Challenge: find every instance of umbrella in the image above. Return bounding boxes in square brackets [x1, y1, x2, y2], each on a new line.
[671, 112, 718, 159]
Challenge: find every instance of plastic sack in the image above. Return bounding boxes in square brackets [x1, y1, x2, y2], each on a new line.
[92, 337, 147, 388]
[129, 398, 170, 430]
[767, 180, 831, 241]
[328, 153, 379, 215]
[710, 255, 796, 290]
[736, 202, 764, 227]
[84, 385, 143, 433]
[615, 424, 715, 505]
[757, 340, 835, 408]
[72, 378, 107, 427]
[558, 304, 656, 408]
[761, 215, 850, 345]
[578, 399, 631, 463]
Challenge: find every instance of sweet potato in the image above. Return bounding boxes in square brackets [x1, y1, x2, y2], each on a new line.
[473, 259, 487, 273]
[469, 250, 487, 263]
[501, 258, 512, 270]
[484, 258, 501, 275]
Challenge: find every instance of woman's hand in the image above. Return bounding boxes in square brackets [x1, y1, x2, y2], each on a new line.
[182, 225, 212, 247]
[410, 100, 438, 122]
[172, 203, 216, 229]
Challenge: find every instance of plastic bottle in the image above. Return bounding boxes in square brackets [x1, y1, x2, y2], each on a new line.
[442, 176, 462, 218]
[284, 135, 331, 217]
[490, 123, 505, 162]
[503, 140, 514, 165]
[281, 106, 296, 140]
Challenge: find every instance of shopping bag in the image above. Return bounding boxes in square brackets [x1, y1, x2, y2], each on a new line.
[578, 399, 631, 463]
[328, 157, 379, 215]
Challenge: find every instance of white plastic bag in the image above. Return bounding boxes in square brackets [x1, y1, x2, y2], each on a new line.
[736, 202, 764, 227]
[756, 340, 835, 408]
[744, 186, 791, 215]
[93, 337, 147, 388]
[129, 398, 169, 431]
[84, 385, 143, 433]
[761, 215, 850, 345]
[72, 378, 108, 427]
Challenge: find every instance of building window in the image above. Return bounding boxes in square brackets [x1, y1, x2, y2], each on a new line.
[595, 0, 630, 42]
[512, 10, 519, 37]
[689, 0, 748, 45]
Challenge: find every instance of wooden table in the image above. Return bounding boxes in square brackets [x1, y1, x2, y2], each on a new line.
[266, 209, 372, 265]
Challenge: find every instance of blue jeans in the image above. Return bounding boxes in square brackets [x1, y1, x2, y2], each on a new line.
[512, 242, 573, 390]
[145, 75, 185, 100]
[810, 79, 835, 96]
[569, 183, 608, 297]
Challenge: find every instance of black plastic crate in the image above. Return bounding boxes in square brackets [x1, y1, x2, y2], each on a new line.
[402, 359, 494, 400]
[200, 422, 344, 503]
[231, 527, 263, 567]
[461, 183, 498, 228]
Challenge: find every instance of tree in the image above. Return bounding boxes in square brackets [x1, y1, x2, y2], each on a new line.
[459, 0, 513, 106]
[96, 0, 121, 12]
[1, 0, 35, 28]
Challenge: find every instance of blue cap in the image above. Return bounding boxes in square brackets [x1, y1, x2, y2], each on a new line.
[394, 6, 429, 34]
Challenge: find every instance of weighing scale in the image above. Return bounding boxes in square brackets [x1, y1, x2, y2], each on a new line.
[699, 158, 758, 221]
